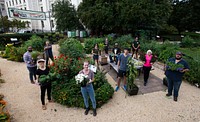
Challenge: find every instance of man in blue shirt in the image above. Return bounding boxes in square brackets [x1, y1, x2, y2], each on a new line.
[115, 48, 131, 91]
[165, 52, 189, 101]
[23, 46, 37, 84]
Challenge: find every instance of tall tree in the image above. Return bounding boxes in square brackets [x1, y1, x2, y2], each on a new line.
[53, 0, 83, 31]
[78, 0, 172, 35]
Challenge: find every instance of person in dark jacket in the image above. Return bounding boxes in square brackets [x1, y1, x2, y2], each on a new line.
[165, 52, 189, 102]
[44, 41, 54, 66]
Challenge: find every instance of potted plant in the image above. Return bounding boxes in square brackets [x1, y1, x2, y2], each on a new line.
[98, 43, 107, 65]
[126, 57, 139, 95]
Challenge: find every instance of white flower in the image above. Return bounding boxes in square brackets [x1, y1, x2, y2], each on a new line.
[75, 74, 88, 84]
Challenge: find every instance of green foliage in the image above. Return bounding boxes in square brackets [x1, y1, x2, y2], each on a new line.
[166, 61, 184, 71]
[181, 36, 195, 48]
[53, 0, 83, 31]
[159, 47, 178, 63]
[78, 0, 172, 34]
[24, 35, 45, 52]
[114, 35, 133, 50]
[84, 38, 104, 54]
[39, 73, 56, 84]
[59, 38, 85, 59]
[126, 57, 138, 89]
[51, 56, 114, 108]
[31, 51, 41, 60]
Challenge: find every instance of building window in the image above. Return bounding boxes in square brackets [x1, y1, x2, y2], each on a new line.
[9, 1, 11, 6]
[24, 7, 26, 10]
[12, 0, 14, 5]
[6, 2, 8, 7]
[39, 0, 42, 2]
[15, 0, 18, 5]
[1, 4, 5, 10]
[41, 7, 43, 12]
[24, 0, 25, 3]
[19, 0, 21, 4]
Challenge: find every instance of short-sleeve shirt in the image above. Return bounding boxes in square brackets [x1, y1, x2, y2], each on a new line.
[165, 58, 189, 81]
[118, 54, 131, 71]
[36, 67, 50, 86]
[79, 69, 94, 80]
[132, 41, 140, 48]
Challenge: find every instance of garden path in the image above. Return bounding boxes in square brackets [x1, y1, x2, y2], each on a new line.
[0, 45, 200, 122]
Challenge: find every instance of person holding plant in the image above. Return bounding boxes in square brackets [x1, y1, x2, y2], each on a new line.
[165, 52, 189, 102]
[92, 44, 99, 68]
[131, 36, 140, 59]
[23, 46, 37, 84]
[36, 59, 53, 110]
[115, 48, 131, 91]
[79, 61, 97, 116]
[143, 50, 157, 86]
[44, 41, 54, 66]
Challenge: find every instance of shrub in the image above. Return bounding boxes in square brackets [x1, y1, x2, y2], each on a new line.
[59, 38, 85, 59]
[181, 36, 195, 48]
[24, 35, 45, 52]
[158, 47, 178, 63]
[84, 38, 104, 54]
[50, 55, 114, 108]
[114, 35, 133, 50]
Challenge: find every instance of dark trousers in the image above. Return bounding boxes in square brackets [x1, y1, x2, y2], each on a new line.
[143, 66, 151, 83]
[167, 78, 182, 97]
[46, 54, 54, 66]
[40, 83, 52, 105]
[27, 66, 37, 82]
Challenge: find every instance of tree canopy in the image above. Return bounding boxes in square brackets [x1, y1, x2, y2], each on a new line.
[53, 0, 83, 31]
[77, 0, 172, 35]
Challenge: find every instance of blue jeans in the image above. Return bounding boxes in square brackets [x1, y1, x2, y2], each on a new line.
[167, 77, 182, 97]
[27, 66, 37, 82]
[81, 84, 96, 109]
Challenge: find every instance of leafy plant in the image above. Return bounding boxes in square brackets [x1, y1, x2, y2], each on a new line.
[126, 57, 138, 89]
[59, 38, 85, 59]
[166, 61, 184, 71]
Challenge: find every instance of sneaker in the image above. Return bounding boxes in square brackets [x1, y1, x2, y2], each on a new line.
[123, 85, 127, 91]
[93, 109, 97, 116]
[115, 86, 119, 92]
[166, 93, 172, 97]
[84, 108, 90, 115]
[144, 82, 147, 86]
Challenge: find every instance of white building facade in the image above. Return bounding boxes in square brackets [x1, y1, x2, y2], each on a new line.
[4, 0, 82, 32]
[0, 0, 7, 16]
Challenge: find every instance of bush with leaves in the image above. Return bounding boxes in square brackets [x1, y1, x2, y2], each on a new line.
[114, 35, 133, 50]
[181, 36, 196, 48]
[50, 55, 114, 108]
[59, 38, 85, 59]
[84, 38, 104, 54]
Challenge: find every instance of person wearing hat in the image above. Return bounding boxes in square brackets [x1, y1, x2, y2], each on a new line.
[165, 52, 189, 102]
[23, 46, 37, 84]
[36, 59, 52, 110]
[143, 50, 154, 86]
[115, 48, 131, 91]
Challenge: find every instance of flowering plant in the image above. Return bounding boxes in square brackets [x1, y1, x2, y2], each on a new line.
[75, 74, 89, 87]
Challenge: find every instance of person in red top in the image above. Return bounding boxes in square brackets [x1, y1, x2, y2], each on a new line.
[143, 50, 157, 86]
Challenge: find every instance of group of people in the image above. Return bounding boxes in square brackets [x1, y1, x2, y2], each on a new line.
[23, 42, 97, 116]
[92, 36, 190, 102]
[22, 36, 190, 116]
